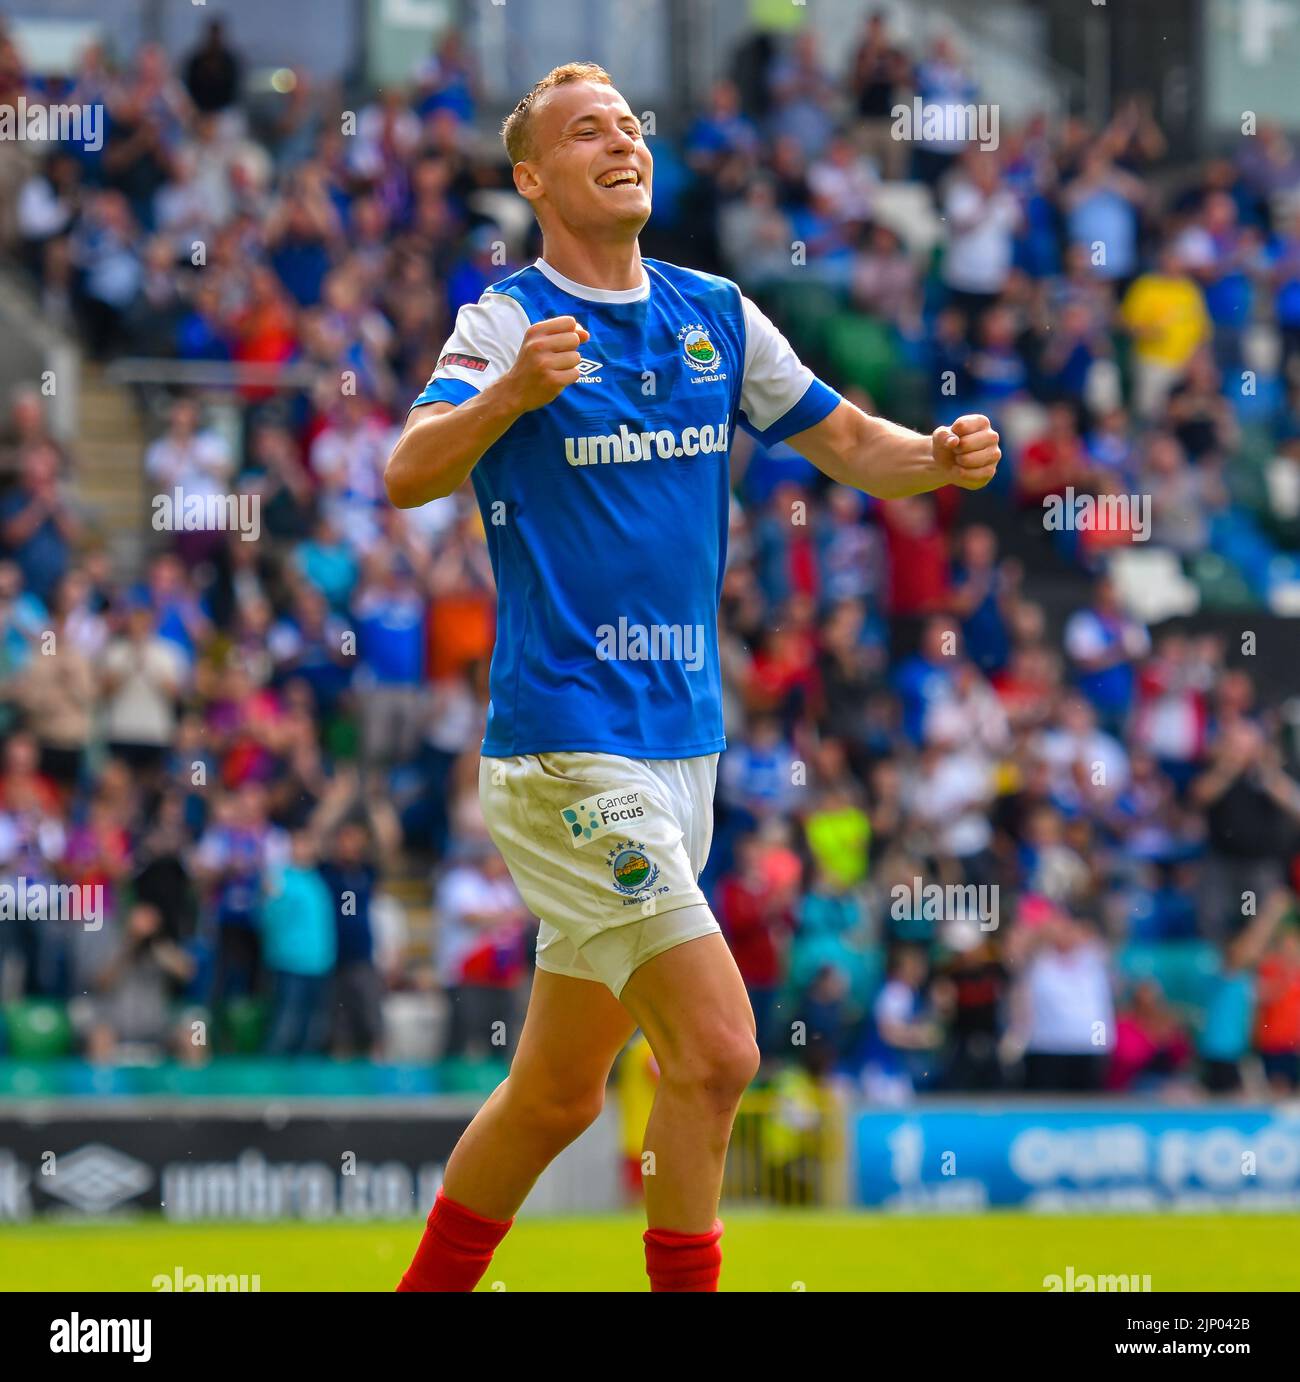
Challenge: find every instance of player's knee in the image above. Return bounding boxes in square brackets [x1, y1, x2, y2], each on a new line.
[507, 1078, 605, 1147]
[662, 1027, 760, 1111]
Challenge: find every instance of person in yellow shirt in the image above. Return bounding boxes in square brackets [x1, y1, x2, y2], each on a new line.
[1120, 243, 1211, 420]
[615, 1033, 660, 1202]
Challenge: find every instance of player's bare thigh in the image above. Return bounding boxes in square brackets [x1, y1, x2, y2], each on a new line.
[506, 964, 637, 1109]
[619, 930, 757, 1072]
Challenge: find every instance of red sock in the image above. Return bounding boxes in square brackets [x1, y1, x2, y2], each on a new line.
[643, 1219, 724, 1292]
[396, 1188, 513, 1292]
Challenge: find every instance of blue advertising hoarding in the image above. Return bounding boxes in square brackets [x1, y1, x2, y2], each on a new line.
[855, 1105, 1300, 1210]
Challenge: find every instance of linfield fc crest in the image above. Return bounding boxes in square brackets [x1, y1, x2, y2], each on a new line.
[678, 323, 721, 373]
[607, 840, 660, 896]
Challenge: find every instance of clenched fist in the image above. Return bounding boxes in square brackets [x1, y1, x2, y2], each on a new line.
[932, 414, 1002, 491]
[504, 315, 590, 412]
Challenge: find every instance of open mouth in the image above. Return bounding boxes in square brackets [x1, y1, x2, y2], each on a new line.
[596, 168, 641, 189]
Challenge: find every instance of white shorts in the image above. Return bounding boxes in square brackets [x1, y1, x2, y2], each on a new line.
[478, 751, 721, 996]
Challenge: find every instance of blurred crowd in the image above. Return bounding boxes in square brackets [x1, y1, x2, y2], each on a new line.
[0, 15, 1299, 1100]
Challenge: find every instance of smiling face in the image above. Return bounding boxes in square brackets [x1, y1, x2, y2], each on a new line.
[513, 79, 653, 240]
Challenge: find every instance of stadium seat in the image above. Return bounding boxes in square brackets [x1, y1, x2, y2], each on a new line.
[1108, 549, 1200, 623]
[760, 280, 844, 358]
[0, 1000, 73, 1060]
[870, 182, 943, 260]
[825, 314, 898, 405]
[1263, 458, 1300, 549]
[219, 997, 268, 1054]
[995, 399, 1050, 455]
[1190, 552, 1259, 611]
[466, 189, 535, 258]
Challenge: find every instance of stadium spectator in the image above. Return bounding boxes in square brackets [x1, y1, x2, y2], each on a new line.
[1191, 716, 1300, 938]
[935, 923, 1007, 1091]
[941, 152, 1022, 329]
[0, 14, 1298, 1115]
[319, 806, 397, 1059]
[1199, 888, 1292, 1094]
[1253, 912, 1300, 1094]
[435, 843, 529, 1058]
[848, 11, 911, 180]
[0, 442, 81, 605]
[1106, 980, 1194, 1093]
[183, 19, 242, 116]
[100, 594, 187, 774]
[717, 833, 796, 1051]
[856, 944, 942, 1104]
[194, 782, 288, 1003]
[1010, 909, 1115, 1092]
[1120, 242, 1212, 420]
[260, 826, 337, 1055]
[83, 900, 197, 1063]
[1062, 576, 1150, 730]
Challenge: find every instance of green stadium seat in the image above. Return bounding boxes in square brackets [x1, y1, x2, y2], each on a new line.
[824, 313, 898, 406]
[219, 996, 268, 1054]
[324, 712, 360, 761]
[1190, 553, 1258, 611]
[0, 1000, 73, 1060]
[759, 281, 845, 358]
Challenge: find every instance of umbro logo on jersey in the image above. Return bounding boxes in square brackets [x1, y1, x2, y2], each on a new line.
[576, 357, 603, 383]
[564, 420, 729, 466]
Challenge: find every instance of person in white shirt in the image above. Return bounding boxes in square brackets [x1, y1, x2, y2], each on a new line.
[1009, 909, 1115, 1091]
[435, 847, 530, 1058]
[144, 394, 233, 498]
[942, 151, 1022, 327]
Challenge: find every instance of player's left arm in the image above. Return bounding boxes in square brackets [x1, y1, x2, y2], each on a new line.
[785, 400, 1000, 498]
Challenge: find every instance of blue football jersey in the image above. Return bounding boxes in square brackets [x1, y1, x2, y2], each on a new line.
[410, 257, 841, 758]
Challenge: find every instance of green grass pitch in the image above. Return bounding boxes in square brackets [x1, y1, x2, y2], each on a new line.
[3, 1212, 1298, 1291]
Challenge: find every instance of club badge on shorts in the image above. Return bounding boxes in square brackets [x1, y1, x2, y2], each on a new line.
[560, 789, 647, 848]
[607, 840, 661, 898]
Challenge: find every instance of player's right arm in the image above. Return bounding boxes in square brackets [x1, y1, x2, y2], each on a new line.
[384, 313, 588, 508]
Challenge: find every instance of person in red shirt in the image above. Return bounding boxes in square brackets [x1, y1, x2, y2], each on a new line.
[1254, 924, 1300, 1093]
[744, 592, 821, 721]
[1017, 400, 1094, 508]
[0, 731, 62, 815]
[716, 833, 797, 1052]
[231, 265, 300, 402]
[879, 493, 952, 655]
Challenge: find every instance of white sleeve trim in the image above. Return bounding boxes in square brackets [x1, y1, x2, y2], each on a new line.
[428, 291, 531, 394]
[739, 295, 816, 435]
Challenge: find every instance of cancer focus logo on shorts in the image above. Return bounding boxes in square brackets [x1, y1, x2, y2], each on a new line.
[678, 323, 721, 374]
[561, 790, 646, 848]
[607, 840, 661, 897]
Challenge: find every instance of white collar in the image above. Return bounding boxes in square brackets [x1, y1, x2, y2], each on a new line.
[534, 256, 649, 303]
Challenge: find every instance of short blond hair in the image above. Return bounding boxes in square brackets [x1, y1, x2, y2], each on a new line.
[501, 61, 614, 165]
